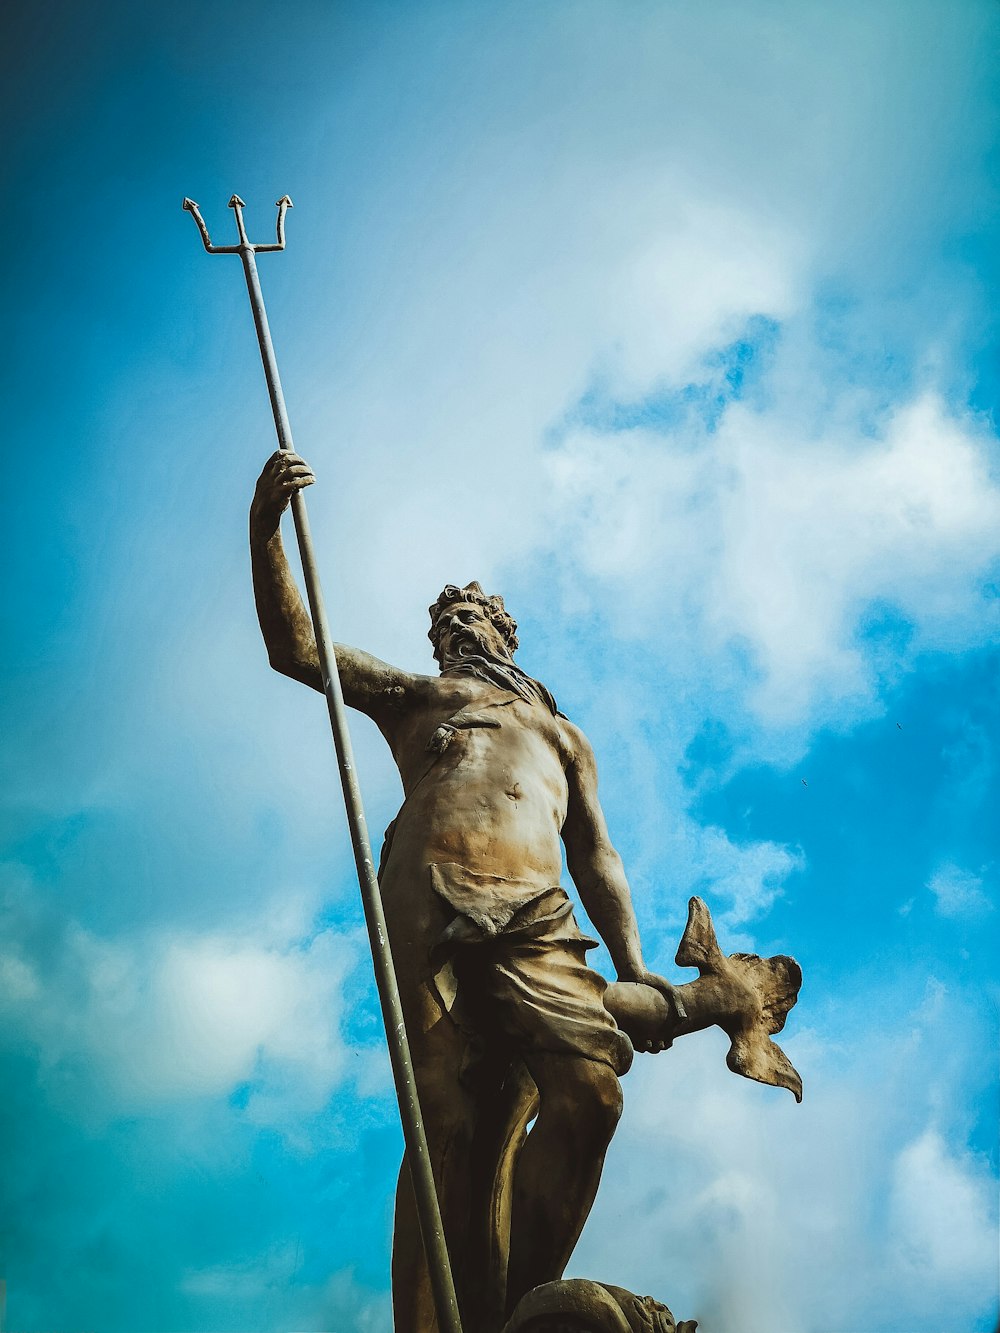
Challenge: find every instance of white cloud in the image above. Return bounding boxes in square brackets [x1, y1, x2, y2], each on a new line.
[0, 950, 40, 1002]
[541, 391, 1000, 735]
[927, 863, 994, 919]
[890, 1128, 998, 1286]
[0, 873, 360, 1126]
[179, 1252, 392, 1332]
[587, 190, 803, 397]
[688, 828, 804, 939]
[180, 1243, 303, 1299]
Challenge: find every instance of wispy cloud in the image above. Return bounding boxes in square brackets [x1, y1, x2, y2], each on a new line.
[541, 387, 1000, 735]
[927, 863, 994, 919]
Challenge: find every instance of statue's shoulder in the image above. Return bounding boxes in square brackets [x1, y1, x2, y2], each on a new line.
[555, 713, 595, 768]
[390, 670, 497, 722]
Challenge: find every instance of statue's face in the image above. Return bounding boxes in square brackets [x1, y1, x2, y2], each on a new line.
[435, 600, 512, 669]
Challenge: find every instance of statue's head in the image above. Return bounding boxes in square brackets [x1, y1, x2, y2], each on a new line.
[428, 581, 519, 669]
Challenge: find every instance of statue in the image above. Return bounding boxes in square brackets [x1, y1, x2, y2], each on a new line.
[250, 450, 803, 1333]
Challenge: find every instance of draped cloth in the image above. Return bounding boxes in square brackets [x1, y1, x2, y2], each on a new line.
[429, 862, 633, 1077]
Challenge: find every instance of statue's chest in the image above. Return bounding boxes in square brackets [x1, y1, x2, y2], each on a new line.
[399, 691, 564, 792]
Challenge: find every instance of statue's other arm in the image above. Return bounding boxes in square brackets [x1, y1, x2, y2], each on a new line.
[249, 451, 418, 718]
[563, 724, 686, 1021]
[562, 724, 646, 980]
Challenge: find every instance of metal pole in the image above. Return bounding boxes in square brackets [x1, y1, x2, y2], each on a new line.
[183, 195, 463, 1333]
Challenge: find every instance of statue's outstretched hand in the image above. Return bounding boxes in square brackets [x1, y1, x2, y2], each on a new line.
[615, 970, 687, 1052]
[251, 450, 315, 539]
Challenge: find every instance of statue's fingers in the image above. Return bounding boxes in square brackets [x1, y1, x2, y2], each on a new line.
[645, 975, 687, 1023]
[267, 450, 308, 475]
[661, 983, 687, 1023]
[280, 451, 312, 470]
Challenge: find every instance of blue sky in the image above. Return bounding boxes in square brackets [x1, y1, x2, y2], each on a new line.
[1, 3, 998, 1331]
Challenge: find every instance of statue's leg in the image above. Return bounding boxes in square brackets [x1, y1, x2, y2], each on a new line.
[389, 988, 479, 1333]
[391, 1154, 434, 1333]
[504, 1052, 623, 1318]
[466, 1055, 538, 1333]
[392, 1055, 537, 1333]
[379, 855, 480, 1332]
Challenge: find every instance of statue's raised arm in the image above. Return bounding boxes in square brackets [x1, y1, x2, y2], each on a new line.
[249, 451, 422, 721]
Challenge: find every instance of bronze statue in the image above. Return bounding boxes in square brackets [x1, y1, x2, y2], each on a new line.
[250, 450, 802, 1333]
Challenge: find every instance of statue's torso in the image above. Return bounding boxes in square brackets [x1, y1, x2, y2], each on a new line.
[379, 677, 574, 917]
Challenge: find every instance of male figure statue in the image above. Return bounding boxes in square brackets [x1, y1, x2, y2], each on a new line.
[250, 451, 682, 1332]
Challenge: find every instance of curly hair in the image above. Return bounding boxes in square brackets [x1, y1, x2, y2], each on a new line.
[427, 581, 519, 663]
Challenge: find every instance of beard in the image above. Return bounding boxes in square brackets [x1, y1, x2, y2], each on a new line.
[440, 628, 560, 716]
[440, 622, 498, 667]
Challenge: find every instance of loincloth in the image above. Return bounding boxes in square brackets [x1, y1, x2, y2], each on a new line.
[428, 862, 633, 1077]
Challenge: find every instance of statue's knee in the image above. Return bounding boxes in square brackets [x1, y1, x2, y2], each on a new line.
[590, 1064, 624, 1136]
[555, 1061, 622, 1142]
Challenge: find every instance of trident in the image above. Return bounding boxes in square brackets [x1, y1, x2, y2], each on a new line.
[182, 194, 463, 1333]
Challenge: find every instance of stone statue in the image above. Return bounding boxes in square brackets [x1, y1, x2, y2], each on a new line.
[250, 451, 802, 1333]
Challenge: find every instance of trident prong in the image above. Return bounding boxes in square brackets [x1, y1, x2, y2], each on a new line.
[227, 193, 250, 246]
[182, 197, 238, 254]
[181, 197, 464, 1333]
[255, 195, 294, 253]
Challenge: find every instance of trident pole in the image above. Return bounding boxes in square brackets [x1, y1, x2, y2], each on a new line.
[182, 194, 463, 1333]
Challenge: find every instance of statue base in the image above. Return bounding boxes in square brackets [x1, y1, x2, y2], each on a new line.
[503, 1279, 697, 1333]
